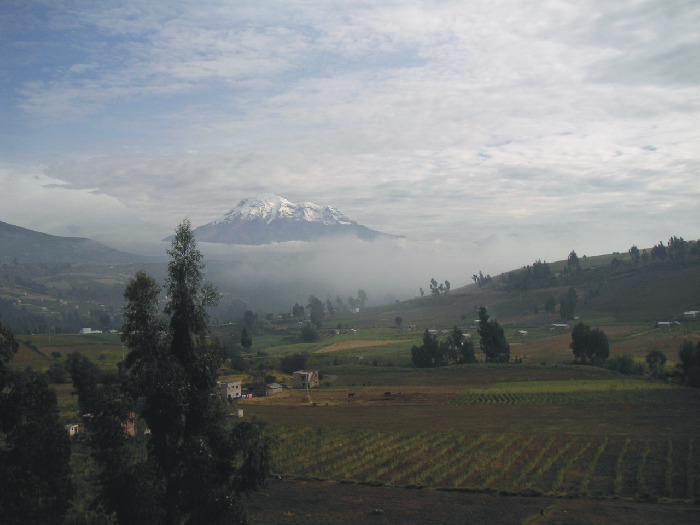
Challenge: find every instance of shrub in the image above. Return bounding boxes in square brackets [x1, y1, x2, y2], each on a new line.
[281, 353, 308, 375]
[300, 324, 319, 343]
[605, 355, 644, 375]
[46, 362, 70, 384]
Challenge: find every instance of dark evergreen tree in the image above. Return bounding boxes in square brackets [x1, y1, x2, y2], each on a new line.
[477, 307, 510, 363]
[544, 296, 557, 314]
[567, 250, 580, 271]
[306, 295, 324, 328]
[292, 302, 305, 319]
[0, 323, 73, 525]
[78, 220, 273, 524]
[679, 340, 700, 387]
[240, 328, 253, 351]
[570, 322, 610, 365]
[559, 287, 578, 321]
[411, 330, 439, 368]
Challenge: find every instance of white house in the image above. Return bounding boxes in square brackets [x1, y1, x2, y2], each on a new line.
[217, 381, 242, 400]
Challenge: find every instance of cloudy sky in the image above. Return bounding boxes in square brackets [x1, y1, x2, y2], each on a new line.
[2, 0, 699, 284]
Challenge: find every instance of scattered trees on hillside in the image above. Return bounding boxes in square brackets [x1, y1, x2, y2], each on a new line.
[347, 289, 368, 310]
[411, 327, 475, 368]
[477, 307, 510, 364]
[0, 322, 73, 524]
[567, 250, 580, 271]
[667, 236, 687, 261]
[629, 245, 640, 264]
[429, 278, 450, 296]
[570, 322, 610, 365]
[472, 271, 492, 287]
[650, 241, 667, 261]
[504, 260, 552, 291]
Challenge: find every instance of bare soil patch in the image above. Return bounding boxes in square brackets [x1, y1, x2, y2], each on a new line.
[318, 339, 408, 353]
[246, 479, 700, 525]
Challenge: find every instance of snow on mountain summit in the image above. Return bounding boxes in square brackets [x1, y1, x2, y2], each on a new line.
[214, 195, 354, 226]
[190, 195, 400, 245]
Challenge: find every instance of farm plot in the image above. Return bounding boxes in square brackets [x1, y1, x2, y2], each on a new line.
[272, 427, 700, 501]
[450, 379, 674, 405]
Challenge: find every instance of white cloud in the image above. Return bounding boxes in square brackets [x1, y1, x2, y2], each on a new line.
[1, 0, 699, 280]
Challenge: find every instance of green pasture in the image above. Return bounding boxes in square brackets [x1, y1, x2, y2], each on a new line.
[467, 378, 672, 394]
[11, 332, 126, 373]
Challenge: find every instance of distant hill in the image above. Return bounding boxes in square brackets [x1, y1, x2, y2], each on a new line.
[184, 195, 403, 245]
[365, 245, 700, 327]
[0, 220, 141, 265]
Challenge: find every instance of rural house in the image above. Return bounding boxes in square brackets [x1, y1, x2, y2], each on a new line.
[293, 370, 320, 389]
[65, 423, 80, 438]
[217, 381, 242, 401]
[265, 383, 284, 396]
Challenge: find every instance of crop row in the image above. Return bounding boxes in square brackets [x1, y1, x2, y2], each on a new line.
[449, 390, 672, 405]
[273, 426, 699, 501]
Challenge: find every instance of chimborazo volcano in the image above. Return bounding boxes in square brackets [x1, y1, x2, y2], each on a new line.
[189, 195, 402, 245]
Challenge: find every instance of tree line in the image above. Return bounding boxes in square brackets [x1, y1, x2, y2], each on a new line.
[411, 306, 509, 367]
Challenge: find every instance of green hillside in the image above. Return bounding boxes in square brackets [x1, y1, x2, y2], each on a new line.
[360, 249, 700, 329]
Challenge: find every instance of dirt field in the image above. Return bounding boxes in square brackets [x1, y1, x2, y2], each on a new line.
[246, 479, 700, 525]
[318, 339, 409, 353]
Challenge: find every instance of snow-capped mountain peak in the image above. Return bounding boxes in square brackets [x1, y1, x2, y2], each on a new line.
[214, 195, 354, 226]
[190, 195, 400, 245]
